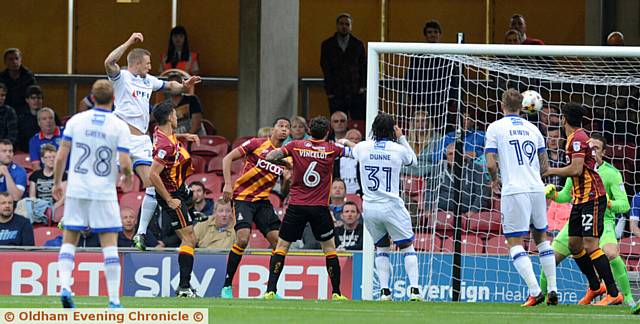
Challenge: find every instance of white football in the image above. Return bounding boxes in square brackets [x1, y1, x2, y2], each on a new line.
[521, 90, 543, 115]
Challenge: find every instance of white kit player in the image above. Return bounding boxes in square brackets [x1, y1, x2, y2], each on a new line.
[104, 32, 201, 250]
[343, 113, 421, 301]
[52, 80, 133, 309]
[484, 89, 558, 307]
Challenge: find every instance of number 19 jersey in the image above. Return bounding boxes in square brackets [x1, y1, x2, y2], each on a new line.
[62, 108, 131, 201]
[484, 114, 546, 196]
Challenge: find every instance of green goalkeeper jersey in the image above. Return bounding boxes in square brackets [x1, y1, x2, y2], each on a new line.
[555, 161, 630, 223]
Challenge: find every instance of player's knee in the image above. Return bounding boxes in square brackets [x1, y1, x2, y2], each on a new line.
[567, 241, 583, 255]
[582, 238, 599, 253]
[603, 245, 619, 260]
[235, 233, 250, 248]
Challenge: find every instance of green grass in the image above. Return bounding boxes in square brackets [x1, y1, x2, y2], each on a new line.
[0, 296, 637, 324]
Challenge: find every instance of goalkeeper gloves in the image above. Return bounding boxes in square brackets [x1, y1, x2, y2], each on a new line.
[544, 184, 557, 200]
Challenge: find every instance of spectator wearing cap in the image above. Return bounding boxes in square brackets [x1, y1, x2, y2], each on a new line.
[29, 107, 64, 170]
[0, 139, 26, 201]
[0, 191, 33, 246]
[0, 82, 18, 145]
[321, 13, 366, 121]
[0, 48, 36, 113]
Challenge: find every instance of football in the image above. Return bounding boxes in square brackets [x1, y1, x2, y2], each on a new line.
[521, 90, 543, 115]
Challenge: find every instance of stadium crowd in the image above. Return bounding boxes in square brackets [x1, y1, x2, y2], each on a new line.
[0, 13, 638, 275]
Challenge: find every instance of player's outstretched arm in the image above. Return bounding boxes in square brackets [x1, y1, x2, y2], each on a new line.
[165, 76, 202, 95]
[52, 140, 71, 202]
[538, 151, 550, 177]
[545, 156, 584, 178]
[396, 126, 418, 166]
[265, 148, 285, 163]
[222, 148, 245, 202]
[104, 32, 143, 77]
[485, 152, 500, 193]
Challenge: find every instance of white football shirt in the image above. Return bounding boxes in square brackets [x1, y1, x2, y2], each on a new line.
[62, 108, 131, 201]
[110, 69, 165, 134]
[484, 114, 546, 196]
[352, 136, 417, 203]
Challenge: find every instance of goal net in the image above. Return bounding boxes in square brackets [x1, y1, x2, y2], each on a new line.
[361, 43, 640, 303]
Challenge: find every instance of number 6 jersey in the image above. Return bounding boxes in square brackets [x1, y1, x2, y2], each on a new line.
[281, 139, 347, 206]
[62, 108, 131, 201]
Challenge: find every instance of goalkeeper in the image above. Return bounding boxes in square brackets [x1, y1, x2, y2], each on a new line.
[540, 133, 633, 305]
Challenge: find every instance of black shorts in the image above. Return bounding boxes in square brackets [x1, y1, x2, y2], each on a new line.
[157, 186, 194, 231]
[279, 205, 334, 243]
[234, 200, 281, 236]
[568, 196, 607, 238]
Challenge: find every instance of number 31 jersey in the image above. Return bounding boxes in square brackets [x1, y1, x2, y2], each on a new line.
[353, 138, 417, 204]
[62, 108, 131, 201]
[484, 114, 546, 196]
[282, 139, 346, 206]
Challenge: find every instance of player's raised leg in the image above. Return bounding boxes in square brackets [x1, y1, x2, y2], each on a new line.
[133, 162, 156, 251]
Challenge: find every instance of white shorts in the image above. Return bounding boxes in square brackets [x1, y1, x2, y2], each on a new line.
[363, 199, 414, 246]
[130, 134, 153, 169]
[501, 192, 548, 237]
[62, 197, 122, 233]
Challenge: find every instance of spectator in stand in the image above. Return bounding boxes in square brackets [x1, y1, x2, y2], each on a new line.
[190, 181, 214, 216]
[0, 139, 26, 201]
[0, 48, 36, 112]
[334, 128, 362, 194]
[0, 82, 18, 145]
[423, 19, 442, 43]
[329, 111, 348, 141]
[118, 207, 162, 248]
[607, 31, 624, 46]
[404, 110, 443, 177]
[17, 85, 44, 152]
[510, 14, 544, 45]
[284, 116, 311, 145]
[302, 178, 347, 250]
[334, 201, 363, 251]
[194, 198, 235, 249]
[29, 144, 65, 209]
[544, 126, 565, 189]
[161, 71, 204, 135]
[160, 26, 199, 76]
[321, 13, 366, 121]
[0, 192, 33, 246]
[539, 104, 560, 136]
[257, 127, 272, 138]
[631, 191, 640, 237]
[424, 143, 490, 214]
[29, 107, 63, 170]
[442, 108, 485, 159]
[504, 29, 524, 44]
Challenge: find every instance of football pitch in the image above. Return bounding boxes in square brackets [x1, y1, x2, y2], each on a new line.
[0, 296, 638, 324]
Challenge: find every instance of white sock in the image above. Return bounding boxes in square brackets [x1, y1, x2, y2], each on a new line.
[375, 247, 391, 290]
[400, 245, 419, 289]
[510, 245, 541, 297]
[58, 243, 76, 292]
[137, 187, 157, 235]
[537, 241, 557, 293]
[102, 245, 121, 305]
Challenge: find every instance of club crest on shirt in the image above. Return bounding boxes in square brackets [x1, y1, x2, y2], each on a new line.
[157, 149, 167, 159]
[304, 142, 312, 148]
[573, 141, 581, 152]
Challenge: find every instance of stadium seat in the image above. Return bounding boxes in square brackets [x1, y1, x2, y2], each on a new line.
[117, 172, 142, 194]
[191, 155, 207, 174]
[428, 211, 456, 232]
[201, 119, 217, 135]
[186, 173, 224, 193]
[206, 155, 224, 174]
[34, 226, 62, 246]
[119, 191, 144, 214]
[13, 152, 32, 171]
[232, 136, 254, 149]
[619, 237, 640, 256]
[467, 211, 501, 235]
[344, 194, 362, 210]
[441, 234, 483, 254]
[248, 232, 272, 249]
[414, 233, 442, 252]
[400, 175, 423, 197]
[191, 136, 229, 163]
[485, 235, 510, 255]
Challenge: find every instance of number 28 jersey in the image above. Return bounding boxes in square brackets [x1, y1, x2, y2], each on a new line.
[282, 139, 348, 206]
[484, 114, 546, 196]
[62, 108, 131, 201]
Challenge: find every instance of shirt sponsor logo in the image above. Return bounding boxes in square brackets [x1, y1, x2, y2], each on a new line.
[256, 159, 283, 175]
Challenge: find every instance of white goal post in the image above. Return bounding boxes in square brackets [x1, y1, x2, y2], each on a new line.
[362, 42, 640, 301]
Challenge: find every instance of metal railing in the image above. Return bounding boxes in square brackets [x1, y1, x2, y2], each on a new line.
[35, 74, 325, 118]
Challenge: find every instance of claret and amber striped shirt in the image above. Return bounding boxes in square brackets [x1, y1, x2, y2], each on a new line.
[152, 128, 193, 193]
[565, 128, 606, 204]
[233, 137, 284, 202]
